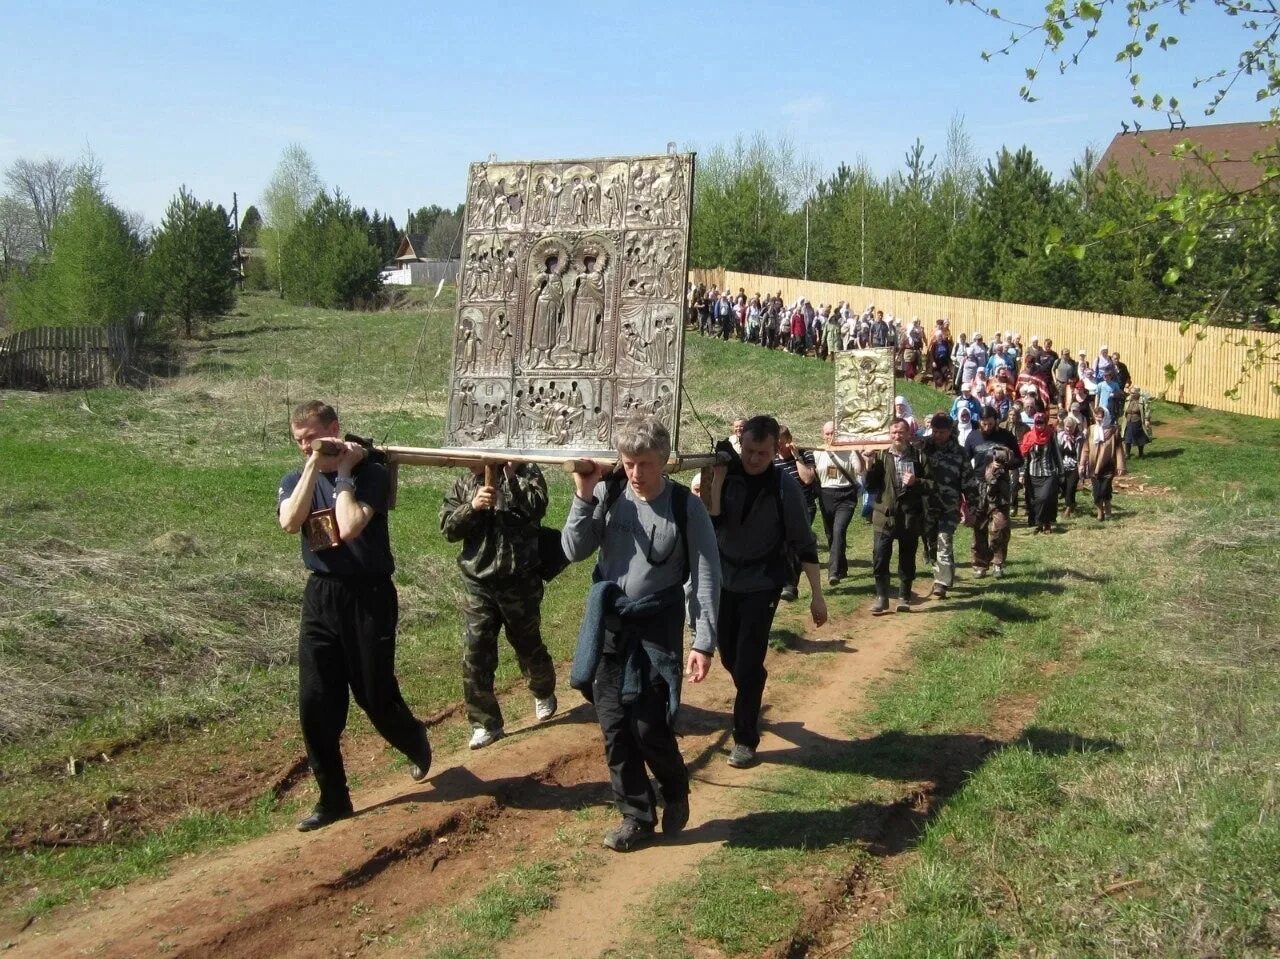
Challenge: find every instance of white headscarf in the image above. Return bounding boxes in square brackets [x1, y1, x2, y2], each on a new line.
[957, 406, 974, 445]
[894, 395, 918, 432]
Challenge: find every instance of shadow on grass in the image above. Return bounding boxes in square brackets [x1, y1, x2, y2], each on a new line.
[1136, 447, 1182, 460]
[687, 724, 1120, 855]
[204, 324, 308, 341]
[768, 626, 858, 656]
[185, 360, 238, 376]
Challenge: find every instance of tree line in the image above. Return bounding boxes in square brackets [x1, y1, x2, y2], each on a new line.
[0, 144, 465, 340]
[0, 155, 236, 339]
[690, 121, 1278, 328]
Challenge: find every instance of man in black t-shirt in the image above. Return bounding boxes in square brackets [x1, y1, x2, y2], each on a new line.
[277, 400, 431, 831]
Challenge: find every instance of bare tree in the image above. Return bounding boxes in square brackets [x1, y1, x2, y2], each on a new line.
[0, 195, 39, 271]
[3, 158, 78, 254]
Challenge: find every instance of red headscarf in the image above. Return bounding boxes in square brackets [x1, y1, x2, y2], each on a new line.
[1019, 413, 1053, 455]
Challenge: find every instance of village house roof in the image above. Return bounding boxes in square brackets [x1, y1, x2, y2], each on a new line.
[394, 233, 430, 261]
[1098, 120, 1279, 195]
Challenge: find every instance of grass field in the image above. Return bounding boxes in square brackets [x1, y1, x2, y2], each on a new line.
[2, 289, 1278, 955]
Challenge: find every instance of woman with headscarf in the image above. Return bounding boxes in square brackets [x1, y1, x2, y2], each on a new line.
[1016, 353, 1050, 413]
[1019, 411, 1062, 533]
[1122, 386, 1151, 458]
[1056, 413, 1084, 519]
[894, 395, 919, 435]
[955, 406, 974, 447]
[1082, 408, 1126, 521]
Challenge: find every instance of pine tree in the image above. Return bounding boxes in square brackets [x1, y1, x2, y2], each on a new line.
[384, 215, 399, 261]
[280, 191, 383, 308]
[239, 205, 263, 247]
[148, 186, 238, 337]
[6, 179, 145, 329]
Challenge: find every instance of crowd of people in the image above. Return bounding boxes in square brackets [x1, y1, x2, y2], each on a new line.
[689, 282, 1156, 527]
[276, 323, 1152, 850]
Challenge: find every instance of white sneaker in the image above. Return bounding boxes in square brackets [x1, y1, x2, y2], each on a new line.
[534, 694, 558, 723]
[469, 726, 504, 750]
[993, 565, 1005, 578]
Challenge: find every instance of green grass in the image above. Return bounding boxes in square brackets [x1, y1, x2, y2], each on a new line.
[400, 860, 563, 959]
[1, 796, 280, 917]
[849, 502, 1280, 958]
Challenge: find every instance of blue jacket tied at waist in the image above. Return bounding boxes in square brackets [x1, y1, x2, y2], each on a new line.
[570, 580, 686, 725]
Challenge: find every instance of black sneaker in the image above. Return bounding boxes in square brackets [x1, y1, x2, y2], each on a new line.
[297, 803, 353, 832]
[409, 742, 432, 782]
[602, 818, 655, 852]
[727, 744, 758, 768]
[780, 587, 798, 602]
[870, 596, 889, 616]
[661, 798, 690, 835]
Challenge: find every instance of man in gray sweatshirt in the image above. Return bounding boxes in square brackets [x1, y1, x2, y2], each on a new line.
[708, 415, 828, 769]
[562, 416, 721, 852]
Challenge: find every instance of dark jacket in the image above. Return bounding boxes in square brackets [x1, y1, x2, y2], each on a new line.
[714, 466, 818, 592]
[570, 580, 686, 724]
[863, 446, 932, 535]
[439, 464, 548, 582]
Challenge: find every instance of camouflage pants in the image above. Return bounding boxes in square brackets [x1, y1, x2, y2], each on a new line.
[971, 507, 1010, 571]
[461, 577, 556, 731]
[924, 516, 959, 588]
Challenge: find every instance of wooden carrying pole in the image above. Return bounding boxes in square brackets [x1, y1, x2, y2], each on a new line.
[380, 445, 725, 475]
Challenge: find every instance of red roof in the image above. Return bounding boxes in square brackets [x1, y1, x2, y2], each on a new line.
[1098, 120, 1279, 194]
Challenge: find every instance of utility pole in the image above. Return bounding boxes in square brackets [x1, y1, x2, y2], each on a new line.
[803, 198, 810, 281]
[859, 185, 866, 287]
[231, 192, 243, 288]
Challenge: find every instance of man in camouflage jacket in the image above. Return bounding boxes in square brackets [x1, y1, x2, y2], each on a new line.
[439, 462, 558, 748]
[863, 418, 933, 614]
[921, 413, 971, 600]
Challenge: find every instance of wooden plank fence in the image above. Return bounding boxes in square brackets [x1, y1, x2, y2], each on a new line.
[0, 323, 134, 391]
[689, 268, 1280, 419]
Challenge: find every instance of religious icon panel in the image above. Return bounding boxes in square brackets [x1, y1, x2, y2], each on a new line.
[834, 348, 895, 442]
[446, 152, 695, 456]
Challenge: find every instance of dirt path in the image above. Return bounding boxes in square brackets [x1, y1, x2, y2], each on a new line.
[487, 608, 913, 959]
[6, 600, 920, 959]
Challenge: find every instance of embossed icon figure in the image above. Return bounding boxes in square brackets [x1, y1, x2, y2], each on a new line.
[499, 247, 519, 299]
[603, 173, 625, 227]
[546, 177, 564, 225]
[586, 174, 602, 224]
[486, 309, 513, 365]
[458, 321, 479, 374]
[566, 252, 607, 367]
[570, 176, 588, 226]
[529, 175, 549, 223]
[527, 254, 566, 368]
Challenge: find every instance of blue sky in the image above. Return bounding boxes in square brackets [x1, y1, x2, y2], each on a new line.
[0, 0, 1266, 226]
